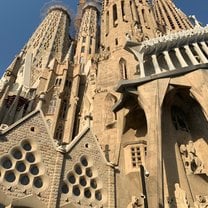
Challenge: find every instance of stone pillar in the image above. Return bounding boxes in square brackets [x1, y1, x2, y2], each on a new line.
[140, 145, 146, 168]
[174, 48, 188, 67]
[117, 0, 123, 24]
[105, 11, 110, 35]
[63, 64, 81, 143]
[91, 38, 96, 56]
[163, 51, 175, 70]
[152, 54, 161, 74]
[131, 0, 139, 22]
[137, 54, 145, 77]
[107, 166, 116, 208]
[193, 43, 208, 63]
[48, 152, 64, 208]
[137, 80, 164, 208]
[184, 45, 199, 65]
[0, 85, 10, 122]
[200, 42, 208, 56]
[44, 69, 54, 92]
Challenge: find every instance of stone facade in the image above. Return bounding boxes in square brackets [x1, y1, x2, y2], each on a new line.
[0, 0, 208, 207]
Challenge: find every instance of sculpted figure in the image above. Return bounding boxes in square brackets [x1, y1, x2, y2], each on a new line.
[174, 183, 190, 208]
[127, 195, 145, 208]
[180, 141, 205, 175]
[104, 93, 117, 128]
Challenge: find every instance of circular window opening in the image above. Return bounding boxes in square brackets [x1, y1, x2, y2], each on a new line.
[16, 162, 26, 172]
[22, 141, 32, 151]
[12, 149, 22, 160]
[80, 156, 88, 167]
[67, 173, 76, 184]
[33, 177, 43, 188]
[5, 171, 16, 183]
[86, 168, 93, 178]
[95, 190, 102, 201]
[26, 153, 35, 163]
[74, 164, 82, 175]
[20, 174, 30, 185]
[73, 186, 80, 196]
[62, 183, 69, 194]
[90, 179, 97, 189]
[84, 189, 92, 198]
[30, 165, 39, 175]
[79, 176, 87, 187]
[2, 157, 12, 169]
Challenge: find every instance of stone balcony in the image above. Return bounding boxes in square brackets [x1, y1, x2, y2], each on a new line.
[125, 26, 208, 78]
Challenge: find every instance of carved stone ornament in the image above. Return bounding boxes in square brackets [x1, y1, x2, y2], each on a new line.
[98, 45, 111, 61]
[180, 141, 208, 175]
[194, 195, 208, 208]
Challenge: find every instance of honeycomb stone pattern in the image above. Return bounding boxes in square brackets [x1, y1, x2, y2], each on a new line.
[62, 155, 103, 203]
[0, 139, 48, 193]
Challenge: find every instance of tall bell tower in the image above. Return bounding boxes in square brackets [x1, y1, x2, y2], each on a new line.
[0, 6, 75, 144]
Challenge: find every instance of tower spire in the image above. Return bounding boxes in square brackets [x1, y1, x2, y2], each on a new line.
[0, 5, 71, 127]
[153, 0, 193, 33]
[75, 0, 87, 32]
[75, 1, 100, 67]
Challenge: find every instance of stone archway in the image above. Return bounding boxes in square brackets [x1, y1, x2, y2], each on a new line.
[162, 86, 208, 206]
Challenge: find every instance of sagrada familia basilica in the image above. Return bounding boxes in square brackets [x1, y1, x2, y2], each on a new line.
[0, 0, 207, 207]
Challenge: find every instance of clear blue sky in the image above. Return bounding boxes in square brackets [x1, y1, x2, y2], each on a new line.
[0, 0, 208, 75]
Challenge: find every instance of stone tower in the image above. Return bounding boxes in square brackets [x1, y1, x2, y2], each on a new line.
[75, 0, 87, 31]
[75, 1, 100, 66]
[153, 0, 193, 33]
[0, 0, 208, 208]
[0, 6, 77, 144]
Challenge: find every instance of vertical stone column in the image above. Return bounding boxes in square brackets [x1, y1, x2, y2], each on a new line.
[184, 45, 199, 65]
[44, 69, 54, 92]
[192, 43, 208, 63]
[48, 152, 64, 208]
[110, 5, 114, 30]
[140, 145, 146, 168]
[64, 65, 81, 143]
[105, 10, 110, 35]
[137, 54, 145, 77]
[85, 35, 91, 61]
[138, 80, 164, 208]
[152, 54, 161, 74]
[131, 0, 139, 22]
[117, 0, 123, 24]
[200, 42, 208, 56]
[0, 85, 10, 122]
[107, 166, 116, 208]
[163, 51, 175, 70]
[91, 38, 96, 56]
[174, 48, 188, 67]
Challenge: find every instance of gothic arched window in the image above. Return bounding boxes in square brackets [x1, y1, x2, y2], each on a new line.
[113, 4, 118, 27]
[56, 125, 63, 141]
[104, 93, 117, 128]
[60, 100, 68, 119]
[119, 58, 127, 79]
[171, 106, 189, 132]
